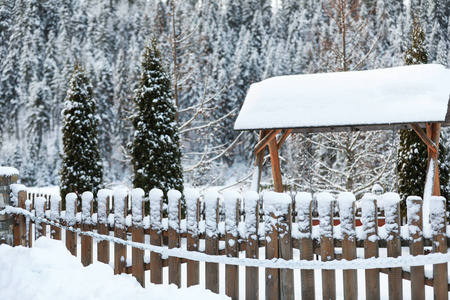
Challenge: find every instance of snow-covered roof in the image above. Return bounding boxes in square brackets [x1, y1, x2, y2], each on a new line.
[234, 64, 450, 132]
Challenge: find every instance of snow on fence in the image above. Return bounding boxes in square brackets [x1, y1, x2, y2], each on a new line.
[4, 184, 450, 300]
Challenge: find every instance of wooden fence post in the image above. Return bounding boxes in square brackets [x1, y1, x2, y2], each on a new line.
[25, 199, 32, 247]
[361, 193, 379, 300]
[224, 191, 240, 300]
[132, 188, 145, 287]
[65, 193, 78, 256]
[278, 195, 294, 300]
[430, 196, 448, 300]
[149, 188, 163, 284]
[97, 189, 110, 264]
[81, 191, 93, 266]
[407, 196, 424, 300]
[114, 188, 127, 274]
[245, 191, 260, 300]
[35, 196, 46, 239]
[384, 193, 402, 300]
[205, 190, 220, 293]
[296, 192, 315, 300]
[0, 167, 18, 246]
[185, 189, 200, 287]
[50, 194, 61, 240]
[338, 192, 357, 300]
[168, 190, 182, 288]
[10, 184, 27, 246]
[317, 192, 335, 300]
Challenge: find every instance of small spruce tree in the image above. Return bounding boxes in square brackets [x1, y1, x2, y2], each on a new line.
[398, 14, 450, 212]
[131, 40, 184, 202]
[60, 64, 103, 208]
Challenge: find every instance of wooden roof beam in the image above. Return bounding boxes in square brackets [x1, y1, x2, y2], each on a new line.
[277, 129, 292, 150]
[254, 129, 282, 154]
[409, 123, 437, 153]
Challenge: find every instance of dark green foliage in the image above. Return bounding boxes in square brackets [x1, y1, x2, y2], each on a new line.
[60, 64, 103, 208]
[398, 13, 450, 213]
[131, 40, 184, 202]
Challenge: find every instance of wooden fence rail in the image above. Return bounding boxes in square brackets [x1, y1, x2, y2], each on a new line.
[7, 186, 450, 300]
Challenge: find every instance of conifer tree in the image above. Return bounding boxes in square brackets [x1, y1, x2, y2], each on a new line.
[131, 39, 184, 199]
[398, 14, 450, 209]
[60, 64, 103, 208]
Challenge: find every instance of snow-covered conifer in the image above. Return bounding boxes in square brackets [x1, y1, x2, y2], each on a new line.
[60, 64, 103, 208]
[131, 39, 184, 200]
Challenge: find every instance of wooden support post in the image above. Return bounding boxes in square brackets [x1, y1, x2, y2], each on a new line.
[0, 168, 18, 246]
[318, 192, 335, 300]
[114, 189, 127, 274]
[407, 196, 425, 300]
[264, 192, 280, 300]
[245, 191, 259, 300]
[279, 199, 294, 300]
[205, 190, 220, 294]
[338, 193, 357, 300]
[97, 190, 110, 264]
[35, 197, 46, 239]
[296, 192, 315, 300]
[425, 123, 441, 197]
[81, 192, 93, 267]
[254, 129, 281, 154]
[224, 191, 240, 300]
[361, 193, 379, 300]
[65, 193, 78, 256]
[268, 136, 283, 193]
[132, 188, 145, 287]
[168, 190, 182, 288]
[430, 196, 448, 300]
[277, 129, 292, 150]
[50, 195, 61, 240]
[186, 189, 200, 287]
[385, 193, 402, 300]
[149, 189, 163, 284]
[252, 130, 267, 192]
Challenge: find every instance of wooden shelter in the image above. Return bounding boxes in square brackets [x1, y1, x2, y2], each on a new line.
[234, 64, 450, 196]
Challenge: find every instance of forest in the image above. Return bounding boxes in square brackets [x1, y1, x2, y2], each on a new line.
[1, 0, 450, 196]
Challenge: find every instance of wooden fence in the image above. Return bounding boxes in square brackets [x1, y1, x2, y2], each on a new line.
[8, 185, 450, 300]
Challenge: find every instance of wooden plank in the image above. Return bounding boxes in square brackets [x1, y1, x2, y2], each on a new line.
[97, 191, 110, 264]
[132, 188, 145, 287]
[318, 193, 335, 300]
[81, 192, 93, 267]
[35, 197, 46, 239]
[25, 198, 32, 247]
[279, 202, 294, 300]
[254, 129, 281, 154]
[407, 196, 425, 300]
[385, 196, 402, 300]
[296, 192, 315, 300]
[277, 129, 292, 150]
[245, 191, 259, 300]
[362, 194, 379, 300]
[410, 123, 437, 153]
[430, 196, 448, 300]
[338, 193, 357, 300]
[114, 191, 127, 274]
[17, 190, 27, 246]
[205, 192, 219, 293]
[268, 137, 283, 192]
[225, 192, 240, 300]
[150, 189, 163, 284]
[265, 211, 279, 300]
[186, 190, 200, 287]
[50, 195, 61, 240]
[168, 190, 182, 288]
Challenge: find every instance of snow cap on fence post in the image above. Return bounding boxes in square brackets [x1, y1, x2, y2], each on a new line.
[149, 188, 163, 231]
[361, 193, 377, 240]
[81, 191, 93, 224]
[131, 188, 145, 227]
[224, 190, 240, 237]
[407, 196, 422, 237]
[185, 188, 200, 236]
[10, 184, 26, 207]
[430, 196, 446, 235]
[35, 197, 46, 217]
[114, 188, 128, 229]
[317, 192, 334, 238]
[97, 189, 111, 225]
[244, 191, 259, 239]
[204, 190, 220, 237]
[50, 194, 61, 221]
[295, 192, 312, 238]
[264, 191, 291, 236]
[338, 192, 356, 239]
[168, 189, 182, 231]
[65, 193, 78, 226]
[383, 192, 401, 236]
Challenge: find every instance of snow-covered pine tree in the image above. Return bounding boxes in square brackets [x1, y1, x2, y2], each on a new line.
[131, 39, 183, 200]
[398, 14, 450, 209]
[60, 64, 103, 208]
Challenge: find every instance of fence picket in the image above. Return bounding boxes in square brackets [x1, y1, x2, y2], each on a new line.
[430, 196, 448, 300]
[97, 189, 110, 264]
[149, 188, 163, 284]
[50, 195, 61, 240]
[132, 188, 145, 287]
[224, 191, 240, 300]
[296, 192, 315, 300]
[407, 196, 425, 300]
[35, 197, 46, 239]
[362, 193, 379, 300]
[114, 189, 127, 274]
[245, 191, 259, 300]
[205, 190, 220, 293]
[279, 198, 294, 300]
[81, 192, 93, 266]
[168, 190, 182, 287]
[186, 189, 200, 287]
